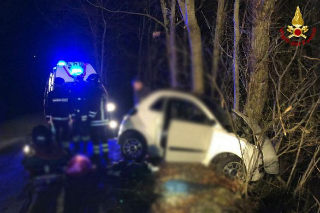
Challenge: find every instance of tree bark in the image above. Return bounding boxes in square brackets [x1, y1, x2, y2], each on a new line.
[212, 0, 226, 82]
[169, 0, 177, 88]
[244, 0, 277, 123]
[233, 0, 240, 110]
[178, 0, 204, 94]
[241, 0, 279, 175]
[160, 0, 178, 88]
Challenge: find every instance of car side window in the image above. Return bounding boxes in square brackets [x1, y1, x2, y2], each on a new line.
[169, 99, 210, 124]
[150, 98, 165, 111]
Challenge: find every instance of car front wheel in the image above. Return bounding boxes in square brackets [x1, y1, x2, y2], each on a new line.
[215, 156, 246, 181]
[120, 133, 147, 162]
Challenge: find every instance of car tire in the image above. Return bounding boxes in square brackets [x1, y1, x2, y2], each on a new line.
[215, 156, 246, 181]
[119, 132, 147, 162]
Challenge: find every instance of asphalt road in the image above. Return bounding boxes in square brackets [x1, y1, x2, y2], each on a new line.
[0, 139, 153, 213]
[0, 142, 27, 213]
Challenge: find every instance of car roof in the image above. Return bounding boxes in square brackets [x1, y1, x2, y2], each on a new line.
[140, 89, 233, 131]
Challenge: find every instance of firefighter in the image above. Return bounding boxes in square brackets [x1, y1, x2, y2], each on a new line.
[86, 74, 111, 166]
[69, 75, 91, 153]
[45, 77, 71, 151]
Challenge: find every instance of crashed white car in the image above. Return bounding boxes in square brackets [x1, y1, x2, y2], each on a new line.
[118, 90, 279, 180]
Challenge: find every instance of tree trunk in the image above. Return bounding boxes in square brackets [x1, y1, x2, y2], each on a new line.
[233, 0, 240, 110]
[160, 0, 178, 88]
[242, 0, 279, 175]
[212, 0, 226, 82]
[169, 0, 177, 88]
[244, 0, 277, 123]
[178, 0, 204, 94]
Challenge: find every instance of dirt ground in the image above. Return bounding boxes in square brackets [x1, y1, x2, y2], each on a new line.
[104, 162, 256, 213]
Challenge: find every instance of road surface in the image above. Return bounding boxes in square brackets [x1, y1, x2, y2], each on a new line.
[0, 142, 27, 213]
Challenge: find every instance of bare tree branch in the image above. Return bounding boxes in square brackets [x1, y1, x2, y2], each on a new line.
[86, 0, 165, 28]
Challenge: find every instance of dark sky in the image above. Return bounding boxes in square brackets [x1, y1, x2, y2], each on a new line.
[0, 0, 46, 121]
[0, 0, 138, 122]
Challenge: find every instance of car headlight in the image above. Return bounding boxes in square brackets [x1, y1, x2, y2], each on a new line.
[106, 103, 116, 112]
[109, 120, 118, 129]
[23, 145, 31, 155]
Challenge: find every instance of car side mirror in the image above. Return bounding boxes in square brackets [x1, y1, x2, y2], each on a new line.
[208, 119, 216, 126]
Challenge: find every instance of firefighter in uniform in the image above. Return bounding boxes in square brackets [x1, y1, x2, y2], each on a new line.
[45, 77, 71, 151]
[87, 74, 110, 165]
[69, 75, 90, 153]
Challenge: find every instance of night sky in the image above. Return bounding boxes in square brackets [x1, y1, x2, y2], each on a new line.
[0, 0, 138, 122]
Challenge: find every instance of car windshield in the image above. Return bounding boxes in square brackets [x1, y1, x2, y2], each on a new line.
[198, 97, 233, 132]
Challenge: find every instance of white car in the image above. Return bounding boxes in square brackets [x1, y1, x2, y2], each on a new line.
[118, 90, 279, 180]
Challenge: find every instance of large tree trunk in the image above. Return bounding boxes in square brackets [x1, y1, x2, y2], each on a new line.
[233, 0, 240, 110]
[178, 0, 204, 94]
[244, 0, 277, 123]
[243, 0, 278, 175]
[212, 0, 226, 82]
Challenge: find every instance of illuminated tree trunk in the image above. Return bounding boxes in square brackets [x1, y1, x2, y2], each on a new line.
[233, 0, 240, 110]
[160, 0, 178, 88]
[244, 0, 276, 123]
[178, 0, 204, 94]
[212, 0, 226, 82]
[244, 0, 279, 175]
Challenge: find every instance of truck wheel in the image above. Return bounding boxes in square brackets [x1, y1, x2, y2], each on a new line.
[120, 133, 147, 162]
[215, 156, 246, 181]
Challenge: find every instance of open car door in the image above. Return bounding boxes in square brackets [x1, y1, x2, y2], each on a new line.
[165, 120, 213, 162]
[163, 98, 215, 163]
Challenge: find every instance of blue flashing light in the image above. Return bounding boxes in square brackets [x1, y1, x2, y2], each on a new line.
[70, 65, 84, 76]
[57, 60, 67, 66]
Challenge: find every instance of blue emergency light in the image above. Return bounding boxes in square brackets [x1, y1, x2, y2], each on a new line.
[57, 60, 67, 66]
[70, 65, 84, 75]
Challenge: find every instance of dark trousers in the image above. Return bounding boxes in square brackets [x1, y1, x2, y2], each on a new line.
[72, 116, 89, 142]
[89, 125, 110, 156]
[52, 120, 69, 149]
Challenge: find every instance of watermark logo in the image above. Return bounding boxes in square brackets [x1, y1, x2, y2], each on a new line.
[280, 6, 316, 46]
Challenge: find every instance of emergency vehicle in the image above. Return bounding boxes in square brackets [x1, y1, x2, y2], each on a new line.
[44, 61, 117, 130]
